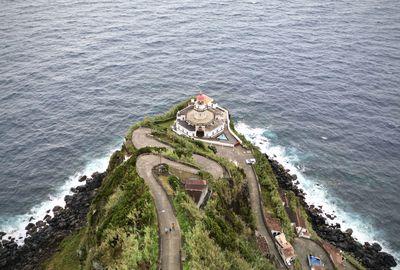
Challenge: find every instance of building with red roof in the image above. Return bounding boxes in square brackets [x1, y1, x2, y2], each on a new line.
[173, 93, 227, 138]
[184, 179, 209, 208]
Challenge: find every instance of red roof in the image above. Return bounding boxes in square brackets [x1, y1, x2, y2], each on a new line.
[196, 94, 206, 102]
[185, 179, 207, 191]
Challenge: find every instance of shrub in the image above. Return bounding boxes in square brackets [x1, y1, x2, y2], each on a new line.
[168, 175, 181, 191]
[208, 145, 217, 154]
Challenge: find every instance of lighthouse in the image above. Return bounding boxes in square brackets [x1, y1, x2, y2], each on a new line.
[173, 93, 227, 138]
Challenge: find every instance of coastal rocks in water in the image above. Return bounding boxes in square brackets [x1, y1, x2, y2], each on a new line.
[345, 228, 353, 236]
[326, 213, 336, 220]
[24, 223, 35, 231]
[79, 175, 87, 182]
[35, 220, 46, 228]
[52, 206, 63, 215]
[44, 215, 51, 222]
[265, 153, 397, 270]
[0, 171, 107, 270]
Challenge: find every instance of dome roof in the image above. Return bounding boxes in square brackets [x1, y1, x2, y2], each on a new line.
[196, 94, 206, 102]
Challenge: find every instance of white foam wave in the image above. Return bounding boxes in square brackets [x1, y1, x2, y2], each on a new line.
[0, 142, 121, 245]
[236, 122, 400, 267]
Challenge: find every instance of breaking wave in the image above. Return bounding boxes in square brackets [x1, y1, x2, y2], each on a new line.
[236, 122, 400, 267]
[0, 142, 121, 245]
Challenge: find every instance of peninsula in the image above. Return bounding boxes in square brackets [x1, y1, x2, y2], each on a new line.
[0, 95, 396, 270]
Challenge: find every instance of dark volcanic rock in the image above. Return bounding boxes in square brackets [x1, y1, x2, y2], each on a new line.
[0, 171, 106, 270]
[266, 153, 397, 270]
[52, 206, 63, 215]
[24, 223, 35, 231]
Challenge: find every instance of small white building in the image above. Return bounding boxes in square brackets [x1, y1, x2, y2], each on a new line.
[274, 232, 296, 266]
[173, 94, 227, 138]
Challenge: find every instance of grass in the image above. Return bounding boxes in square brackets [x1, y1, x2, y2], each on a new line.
[42, 98, 294, 269]
[252, 148, 295, 241]
[42, 229, 85, 270]
[343, 252, 367, 270]
[43, 146, 162, 270]
[286, 191, 320, 241]
[156, 118, 175, 130]
[293, 258, 302, 270]
[169, 167, 199, 182]
[149, 124, 275, 269]
[159, 175, 174, 195]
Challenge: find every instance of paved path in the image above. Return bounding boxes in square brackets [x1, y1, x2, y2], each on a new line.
[215, 145, 287, 269]
[132, 128, 224, 179]
[293, 238, 335, 270]
[133, 127, 361, 270]
[132, 128, 225, 270]
[136, 154, 200, 270]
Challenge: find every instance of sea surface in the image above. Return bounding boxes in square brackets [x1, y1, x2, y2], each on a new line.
[1, 0, 399, 265]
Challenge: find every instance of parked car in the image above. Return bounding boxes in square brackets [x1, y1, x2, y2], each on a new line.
[308, 254, 325, 270]
[245, 158, 256, 165]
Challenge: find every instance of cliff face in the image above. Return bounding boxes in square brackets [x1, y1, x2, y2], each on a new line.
[1, 100, 397, 270]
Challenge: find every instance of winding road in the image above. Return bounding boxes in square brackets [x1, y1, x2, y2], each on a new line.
[132, 128, 224, 179]
[132, 127, 346, 270]
[136, 155, 198, 270]
[132, 128, 224, 270]
[215, 145, 287, 269]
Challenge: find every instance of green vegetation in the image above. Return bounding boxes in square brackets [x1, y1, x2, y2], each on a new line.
[44, 146, 160, 270]
[252, 148, 294, 241]
[343, 253, 367, 270]
[43, 99, 296, 269]
[82, 150, 159, 270]
[286, 191, 319, 241]
[149, 127, 275, 269]
[124, 98, 191, 154]
[42, 229, 85, 270]
[168, 175, 181, 191]
[293, 258, 302, 270]
[172, 185, 274, 270]
[208, 145, 217, 154]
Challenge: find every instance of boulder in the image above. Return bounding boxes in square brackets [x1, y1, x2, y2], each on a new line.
[35, 221, 46, 228]
[25, 223, 35, 231]
[370, 242, 382, 252]
[52, 206, 63, 215]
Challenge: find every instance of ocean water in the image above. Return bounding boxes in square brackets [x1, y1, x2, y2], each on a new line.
[1, 0, 399, 265]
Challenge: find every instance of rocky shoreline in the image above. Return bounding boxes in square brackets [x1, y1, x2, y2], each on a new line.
[267, 154, 397, 270]
[0, 172, 106, 270]
[0, 152, 397, 270]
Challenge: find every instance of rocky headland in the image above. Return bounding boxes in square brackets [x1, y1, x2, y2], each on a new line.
[267, 154, 397, 270]
[0, 172, 106, 270]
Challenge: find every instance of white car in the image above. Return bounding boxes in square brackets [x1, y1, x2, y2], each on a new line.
[245, 158, 256, 165]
